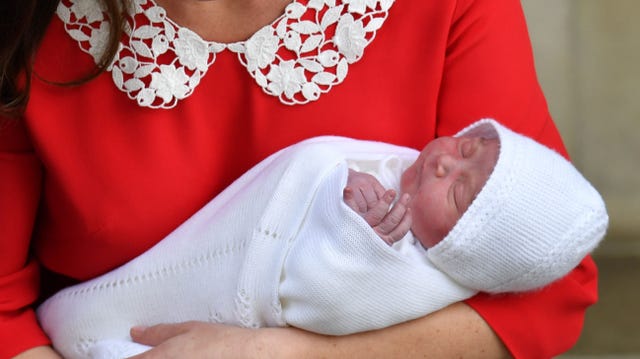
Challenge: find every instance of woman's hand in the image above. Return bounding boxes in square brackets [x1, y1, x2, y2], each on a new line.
[11, 346, 63, 359]
[128, 321, 304, 359]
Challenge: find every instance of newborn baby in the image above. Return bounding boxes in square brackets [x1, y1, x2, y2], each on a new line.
[37, 119, 608, 359]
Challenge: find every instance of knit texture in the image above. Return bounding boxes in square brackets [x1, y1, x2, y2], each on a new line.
[427, 119, 609, 293]
[37, 138, 343, 359]
[37, 137, 475, 359]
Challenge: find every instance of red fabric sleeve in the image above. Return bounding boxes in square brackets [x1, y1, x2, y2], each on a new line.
[0, 118, 50, 358]
[435, 0, 598, 357]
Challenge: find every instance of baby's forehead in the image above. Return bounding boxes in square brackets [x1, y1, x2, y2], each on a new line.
[484, 137, 500, 167]
[461, 134, 500, 168]
[461, 137, 500, 208]
[458, 133, 497, 141]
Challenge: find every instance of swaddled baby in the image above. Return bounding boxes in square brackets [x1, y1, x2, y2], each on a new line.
[37, 119, 608, 359]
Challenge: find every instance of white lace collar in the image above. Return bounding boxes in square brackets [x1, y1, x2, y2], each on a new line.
[56, 0, 395, 108]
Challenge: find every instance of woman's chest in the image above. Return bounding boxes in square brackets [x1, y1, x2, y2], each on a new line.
[27, 0, 453, 278]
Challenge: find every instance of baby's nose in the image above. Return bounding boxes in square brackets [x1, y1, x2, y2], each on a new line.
[435, 154, 456, 177]
[435, 162, 447, 177]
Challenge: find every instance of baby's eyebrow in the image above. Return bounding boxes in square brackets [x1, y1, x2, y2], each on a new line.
[458, 174, 483, 215]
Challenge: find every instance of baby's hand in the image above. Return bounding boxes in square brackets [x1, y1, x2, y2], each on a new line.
[372, 193, 412, 245]
[343, 169, 386, 217]
[343, 170, 412, 245]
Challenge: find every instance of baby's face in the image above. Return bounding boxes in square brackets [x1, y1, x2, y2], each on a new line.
[400, 135, 499, 248]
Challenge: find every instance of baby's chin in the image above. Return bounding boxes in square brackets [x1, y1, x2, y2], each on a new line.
[413, 231, 447, 250]
[411, 233, 431, 250]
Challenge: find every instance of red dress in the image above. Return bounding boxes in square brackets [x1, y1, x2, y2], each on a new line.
[0, 0, 597, 357]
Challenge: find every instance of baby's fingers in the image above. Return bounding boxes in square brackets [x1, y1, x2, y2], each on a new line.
[343, 187, 360, 212]
[362, 189, 396, 226]
[375, 194, 412, 245]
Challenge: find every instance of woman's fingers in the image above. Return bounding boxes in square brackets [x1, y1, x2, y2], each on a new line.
[127, 321, 285, 359]
[130, 323, 189, 346]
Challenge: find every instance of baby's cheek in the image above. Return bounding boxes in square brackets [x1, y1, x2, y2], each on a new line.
[400, 168, 415, 194]
[411, 196, 453, 248]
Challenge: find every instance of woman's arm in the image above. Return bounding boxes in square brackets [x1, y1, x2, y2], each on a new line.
[130, 302, 510, 359]
[291, 302, 510, 359]
[0, 118, 50, 358]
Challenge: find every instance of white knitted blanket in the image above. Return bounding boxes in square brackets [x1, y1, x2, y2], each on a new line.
[37, 137, 475, 359]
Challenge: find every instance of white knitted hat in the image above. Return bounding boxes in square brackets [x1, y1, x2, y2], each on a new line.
[427, 119, 608, 293]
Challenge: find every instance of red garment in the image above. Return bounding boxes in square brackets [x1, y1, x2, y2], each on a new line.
[0, 0, 597, 357]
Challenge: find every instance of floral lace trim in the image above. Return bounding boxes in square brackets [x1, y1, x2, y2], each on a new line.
[57, 0, 394, 108]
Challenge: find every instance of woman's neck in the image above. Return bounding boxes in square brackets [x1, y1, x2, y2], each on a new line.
[154, 0, 293, 43]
